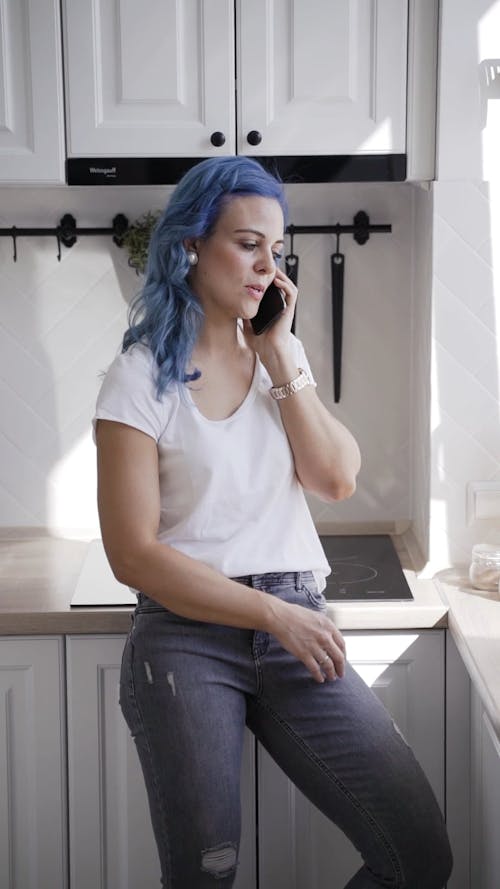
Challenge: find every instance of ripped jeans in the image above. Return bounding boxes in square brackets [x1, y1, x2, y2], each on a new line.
[119, 571, 452, 889]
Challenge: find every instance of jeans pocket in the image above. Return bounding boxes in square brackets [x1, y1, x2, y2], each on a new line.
[301, 580, 328, 611]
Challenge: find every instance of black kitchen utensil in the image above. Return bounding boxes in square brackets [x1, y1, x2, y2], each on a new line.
[331, 244, 345, 402]
[285, 227, 299, 334]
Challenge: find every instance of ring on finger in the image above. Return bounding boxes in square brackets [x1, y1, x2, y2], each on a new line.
[319, 653, 330, 666]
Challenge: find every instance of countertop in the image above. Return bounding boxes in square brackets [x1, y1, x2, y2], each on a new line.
[0, 529, 447, 635]
[1, 529, 499, 736]
[435, 566, 500, 737]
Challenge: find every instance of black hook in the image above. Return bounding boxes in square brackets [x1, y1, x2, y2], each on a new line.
[59, 214, 77, 248]
[285, 225, 299, 283]
[112, 213, 129, 246]
[353, 211, 370, 245]
[11, 227, 17, 262]
[284, 224, 299, 334]
[56, 233, 62, 262]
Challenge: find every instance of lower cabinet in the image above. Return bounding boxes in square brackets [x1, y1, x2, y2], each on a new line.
[471, 686, 500, 889]
[66, 636, 160, 889]
[66, 635, 256, 889]
[0, 636, 67, 889]
[0, 629, 462, 888]
[257, 631, 445, 889]
[66, 630, 445, 889]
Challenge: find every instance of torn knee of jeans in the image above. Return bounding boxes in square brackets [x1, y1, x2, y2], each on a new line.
[392, 718, 410, 747]
[201, 843, 237, 878]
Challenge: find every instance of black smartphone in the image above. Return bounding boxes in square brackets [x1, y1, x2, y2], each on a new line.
[250, 282, 286, 335]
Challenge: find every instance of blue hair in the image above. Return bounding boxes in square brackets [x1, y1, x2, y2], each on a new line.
[122, 156, 288, 397]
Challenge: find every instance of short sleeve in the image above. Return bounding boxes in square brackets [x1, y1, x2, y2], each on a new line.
[291, 334, 317, 385]
[93, 344, 168, 442]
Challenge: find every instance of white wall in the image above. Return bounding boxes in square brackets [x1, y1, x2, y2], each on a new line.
[428, 180, 500, 569]
[0, 182, 416, 535]
[427, 0, 500, 570]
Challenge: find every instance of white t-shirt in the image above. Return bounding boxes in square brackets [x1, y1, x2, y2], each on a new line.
[93, 338, 330, 585]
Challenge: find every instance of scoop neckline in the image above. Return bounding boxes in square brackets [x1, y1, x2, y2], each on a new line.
[185, 355, 260, 424]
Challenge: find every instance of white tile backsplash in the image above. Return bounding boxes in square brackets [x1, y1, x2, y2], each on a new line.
[0, 178, 498, 568]
[0, 182, 415, 534]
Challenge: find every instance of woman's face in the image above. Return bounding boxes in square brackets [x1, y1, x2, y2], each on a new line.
[189, 196, 285, 324]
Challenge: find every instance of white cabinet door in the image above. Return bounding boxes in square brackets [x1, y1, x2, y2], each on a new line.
[471, 687, 500, 889]
[0, 0, 65, 182]
[0, 637, 67, 889]
[62, 0, 235, 157]
[258, 631, 445, 889]
[67, 636, 159, 889]
[237, 0, 408, 157]
[66, 635, 256, 889]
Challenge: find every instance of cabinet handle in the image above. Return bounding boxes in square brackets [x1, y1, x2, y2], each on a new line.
[210, 131, 226, 147]
[247, 130, 262, 146]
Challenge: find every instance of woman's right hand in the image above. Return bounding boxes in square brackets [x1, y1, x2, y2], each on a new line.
[267, 598, 346, 684]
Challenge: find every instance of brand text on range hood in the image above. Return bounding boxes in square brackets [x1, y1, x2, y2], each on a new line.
[66, 155, 407, 186]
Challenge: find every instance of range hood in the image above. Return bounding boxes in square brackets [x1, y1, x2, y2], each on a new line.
[66, 154, 407, 187]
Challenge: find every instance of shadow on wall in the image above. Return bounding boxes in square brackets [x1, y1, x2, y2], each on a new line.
[0, 232, 61, 528]
[0, 221, 137, 533]
[0, 185, 179, 535]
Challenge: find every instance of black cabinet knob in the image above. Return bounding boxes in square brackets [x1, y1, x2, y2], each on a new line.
[210, 131, 226, 147]
[247, 130, 262, 146]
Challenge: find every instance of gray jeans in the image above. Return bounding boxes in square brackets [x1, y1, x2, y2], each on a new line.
[119, 571, 452, 888]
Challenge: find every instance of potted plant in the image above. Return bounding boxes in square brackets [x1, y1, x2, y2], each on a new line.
[121, 211, 160, 275]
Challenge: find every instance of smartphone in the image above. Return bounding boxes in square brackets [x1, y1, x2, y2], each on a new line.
[250, 282, 286, 335]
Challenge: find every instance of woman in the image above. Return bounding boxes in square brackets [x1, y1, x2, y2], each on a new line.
[94, 156, 452, 888]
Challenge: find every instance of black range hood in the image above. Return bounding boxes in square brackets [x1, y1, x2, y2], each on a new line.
[66, 154, 406, 186]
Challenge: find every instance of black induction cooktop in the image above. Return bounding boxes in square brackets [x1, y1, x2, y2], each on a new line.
[319, 535, 414, 602]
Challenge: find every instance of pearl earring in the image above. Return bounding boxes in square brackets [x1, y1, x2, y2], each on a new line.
[187, 250, 198, 266]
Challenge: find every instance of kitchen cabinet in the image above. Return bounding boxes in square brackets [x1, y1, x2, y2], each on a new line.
[258, 631, 445, 889]
[66, 635, 256, 889]
[237, 0, 408, 158]
[445, 631, 472, 889]
[0, 628, 460, 888]
[471, 686, 500, 889]
[66, 631, 446, 888]
[0, 637, 67, 889]
[0, 0, 65, 183]
[437, 0, 500, 180]
[61, 0, 235, 160]
[66, 636, 160, 889]
[62, 0, 409, 160]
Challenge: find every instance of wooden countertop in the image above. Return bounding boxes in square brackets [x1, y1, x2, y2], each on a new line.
[2, 529, 500, 736]
[0, 531, 133, 634]
[0, 528, 447, 635]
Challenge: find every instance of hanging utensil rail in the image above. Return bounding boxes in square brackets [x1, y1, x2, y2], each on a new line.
[0, 210, 390, 258]
[0, 213, 129, 261]
[0, 209, 391, 402]
[285, 214, 391, 243]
